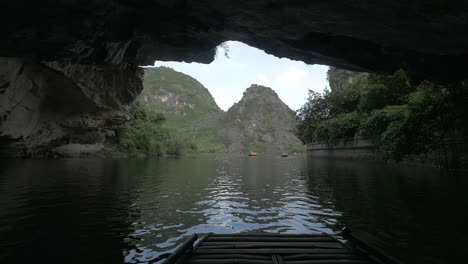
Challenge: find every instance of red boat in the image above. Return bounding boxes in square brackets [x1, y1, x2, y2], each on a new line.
[281, 152, 289, 157]
[248, 152, 258, 156]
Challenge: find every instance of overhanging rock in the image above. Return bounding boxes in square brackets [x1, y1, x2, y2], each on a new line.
[1, 1, 468, 155]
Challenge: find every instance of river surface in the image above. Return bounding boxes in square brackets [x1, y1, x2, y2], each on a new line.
[0, 154, 467, 264]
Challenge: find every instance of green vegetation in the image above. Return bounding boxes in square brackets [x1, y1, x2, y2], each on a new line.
[314, 112, 362, 142]
[119, 103, 187, 156]
[138, 67, 228, 153]
[192, 124, 228, 153]
[247, 142, 267, 153]
[222, 85, 304, 153]
[327, 67, 368, 92]
[284, 142, 306, 153]
[296, 69, 467, 161]
[133, 68, 303, 154]
[141, 66, 222, 123]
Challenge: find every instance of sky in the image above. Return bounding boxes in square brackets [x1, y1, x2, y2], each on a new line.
[151, 41, 329, 111]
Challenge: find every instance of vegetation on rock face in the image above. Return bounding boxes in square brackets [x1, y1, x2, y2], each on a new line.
[119, 103, 185, 156]
[295, 68, 467, 161]
[222, 85, 304, 153]
[327, 67, 368, 92]
[122, 67, 304, 155]
[137, 66, 227, 153]
[140, 66, 222, 123]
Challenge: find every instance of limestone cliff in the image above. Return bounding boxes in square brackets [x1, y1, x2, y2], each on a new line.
[139, 67, 222, 122]
[138, 69, 301, 153]
[327, 67, 368, 92]
[222, 85, 301, 153]
[2, 1, 468, 155]
[0, 58, 142, 157]
[136, 67, 226, 153]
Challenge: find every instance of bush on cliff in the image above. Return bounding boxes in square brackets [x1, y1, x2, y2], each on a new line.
[120, 103, 184, 156]
[295, 69, 466, 161]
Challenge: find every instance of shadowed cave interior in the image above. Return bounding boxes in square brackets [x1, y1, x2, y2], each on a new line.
[1, 0, 468, 156]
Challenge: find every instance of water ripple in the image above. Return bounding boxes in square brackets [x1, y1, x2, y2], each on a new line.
[0, 155, 460, 264]
[124, 155, 339, 263]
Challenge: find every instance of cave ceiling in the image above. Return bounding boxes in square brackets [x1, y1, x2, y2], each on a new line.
[2, 0, 468, 82]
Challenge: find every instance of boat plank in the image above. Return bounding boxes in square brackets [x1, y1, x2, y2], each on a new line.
[194, 249, 352, 254]
[191, 254, 271, 260]
[198, 242, 344, 249]
[283, 260, 372, 264]
[210, 233, 327, 237]
[162, 231, 400, 264]
[282, 254, 362, 260]
[187, 259, 273, 264]
[205, 237, 336, 242]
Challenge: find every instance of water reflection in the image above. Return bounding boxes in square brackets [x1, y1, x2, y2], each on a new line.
[0, 159, 141, 264]
[125, 155, 340, 263]
[304, 157, 468, 263]
[1, 155, 467, 264]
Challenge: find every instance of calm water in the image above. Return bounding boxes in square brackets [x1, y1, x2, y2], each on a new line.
[0, 154, 467, 264]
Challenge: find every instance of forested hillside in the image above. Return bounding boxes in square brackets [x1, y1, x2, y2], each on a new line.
[295, 68, 467, 161]
[222, 85, 303, 153]
[119, 67, 303, 155]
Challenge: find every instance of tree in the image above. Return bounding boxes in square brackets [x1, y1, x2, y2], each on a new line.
[295, 90, 331, 143]
[295, 68, 466, 161]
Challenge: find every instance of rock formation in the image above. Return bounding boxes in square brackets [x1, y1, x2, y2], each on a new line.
[139, 69, 301, 153]
[139, 67, 222, 121]
[3, 1, 468, 81]
[0, 58, 142, 157]
[1, 1, 468, 155]
[221, 85, 301, 153]
[327, 67, 369, 92]
[138, 67, 226, 153]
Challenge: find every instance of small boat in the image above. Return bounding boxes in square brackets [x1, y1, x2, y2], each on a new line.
[248, 151, 258, 156]
[161, 228, 402, 264]
[281, 152, 289, 157]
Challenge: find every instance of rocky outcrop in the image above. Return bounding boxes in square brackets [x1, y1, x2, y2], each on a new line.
[222, 85, 301, 153]
[3, 1, 468, 82]
[0, 57, 142, 157]
[138, 68, 301, 153]
[136, 67, 227, 153]
[327, 67, 368, 92]
[2, 1, 468, 155]
[138, 67, 222, 119]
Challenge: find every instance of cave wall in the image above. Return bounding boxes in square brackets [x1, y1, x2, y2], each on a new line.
[0, 58, 142, 157]
[1, 0, 468, 156]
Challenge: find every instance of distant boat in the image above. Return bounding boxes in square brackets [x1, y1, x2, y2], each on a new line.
[281, 152, 289, 157]
[248, 151, 258, 156]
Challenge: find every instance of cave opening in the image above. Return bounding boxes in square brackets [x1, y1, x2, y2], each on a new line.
[1, 3, 468, 264]
[1, 1, 468, 157]
[148, 40, 330, 112]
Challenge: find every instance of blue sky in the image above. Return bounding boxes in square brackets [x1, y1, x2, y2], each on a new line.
[152, 41, 329, 111]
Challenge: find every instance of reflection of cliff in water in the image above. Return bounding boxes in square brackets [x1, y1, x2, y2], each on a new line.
[124, 155, 344, 263]
[2, 155, 466, 264]
[303, 155, 468, 263]
[0, 159, 142, 264]
[123, 157, 218, 263]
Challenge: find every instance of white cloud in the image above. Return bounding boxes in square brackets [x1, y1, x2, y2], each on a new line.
[275, 65, 307, 89]
[211, 89, 242, 111]
[255, 74, 272, 87]
[200, 64, 211, 73]
[151, 41, 329, 112]
[216, 58, 247, 71]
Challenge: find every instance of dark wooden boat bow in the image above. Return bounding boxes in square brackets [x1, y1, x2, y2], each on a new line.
[162, 228, 402, 264]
